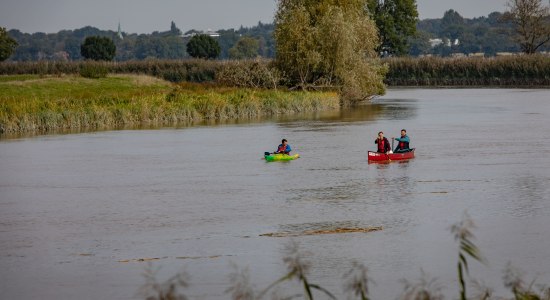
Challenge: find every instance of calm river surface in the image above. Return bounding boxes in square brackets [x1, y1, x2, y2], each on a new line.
[1, 88, 550, 300]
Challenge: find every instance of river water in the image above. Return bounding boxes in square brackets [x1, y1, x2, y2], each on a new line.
[1, 88, 549, 300]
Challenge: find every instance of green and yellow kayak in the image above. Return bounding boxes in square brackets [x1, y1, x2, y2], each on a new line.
[264, 153, 300, 162]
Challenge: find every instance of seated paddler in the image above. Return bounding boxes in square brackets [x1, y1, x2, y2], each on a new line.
[275, 139, 292, 155]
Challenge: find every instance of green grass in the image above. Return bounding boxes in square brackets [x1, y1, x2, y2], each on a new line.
[0, 74, 42, 82]
[0, 75, 340, 134]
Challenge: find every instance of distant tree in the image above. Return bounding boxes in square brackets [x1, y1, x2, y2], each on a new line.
[275, 0, 387, 98]
[80, 36, 116, 61]
[408, 30, 432, 56]
[217, 29, 240, 59]
[367, 0, 419, 56]
[0, 27, 19, 61]
[186, 34, 220, 59]
[228, 36, 259, 59]
[64, 37, 82, 60]
[504, 0, 550, 53]
[440, 9, 465, 41]
[170, 21, 182, 36]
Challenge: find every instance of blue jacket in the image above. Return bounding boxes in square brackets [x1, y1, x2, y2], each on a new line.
[276, 144, 291, 154]
[395, 135, 410, 150]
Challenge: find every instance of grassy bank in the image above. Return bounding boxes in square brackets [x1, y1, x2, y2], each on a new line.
[385, 55, 550, 86]
[0, 74, 339, 134]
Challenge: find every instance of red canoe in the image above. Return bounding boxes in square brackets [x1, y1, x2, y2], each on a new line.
[368, 149, 415, 162]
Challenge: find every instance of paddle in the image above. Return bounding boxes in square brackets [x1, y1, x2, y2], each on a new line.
[265, 151, 289, 156]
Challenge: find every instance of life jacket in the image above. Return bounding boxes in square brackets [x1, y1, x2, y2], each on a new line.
[397, 136, 409, 150]
[277, 144, 288, 153]
[377, 138, 387, 152]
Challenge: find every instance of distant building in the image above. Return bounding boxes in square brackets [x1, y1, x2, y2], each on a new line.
[429, 38, 459, 48]
[205, 29, 220, 38]
[183, 29, 220, 38]
[117, 22, 123, 39]
[429, 38, 443, 47]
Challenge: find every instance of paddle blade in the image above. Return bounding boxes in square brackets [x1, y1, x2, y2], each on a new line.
[264, 152, 270, 156]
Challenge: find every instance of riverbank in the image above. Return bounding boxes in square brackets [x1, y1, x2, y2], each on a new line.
[0, 74, 339, 134]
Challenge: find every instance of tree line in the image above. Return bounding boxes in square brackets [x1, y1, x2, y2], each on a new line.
[1, 0, 549, 63]
[1, 0, 549, 100]
[1, 21, 275, 62]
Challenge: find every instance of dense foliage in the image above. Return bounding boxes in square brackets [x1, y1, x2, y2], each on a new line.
[228, 37, 260, 59]
[411, 10, 542, 56]
[0, 27, 18, 61]
[186, 34, 221, 59]
[80, 36, 116, 61]
[3, 10, 550, 62]
[274, 0, 387, 99]
[367, 0, 419, 56]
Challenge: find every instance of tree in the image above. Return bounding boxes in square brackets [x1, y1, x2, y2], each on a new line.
[170, 21, 182, 36]
[274, 0, 387, 99]
[228, 36, 259, 59]
[440, 9, 465, 41]
[80, 36, 116, 61]
[504, 0, 550, 54]
[408, 30, 432, 56]
[0, 27, 18, 61]
[367, 0, 419, 56]
[186, 34, 220, 59]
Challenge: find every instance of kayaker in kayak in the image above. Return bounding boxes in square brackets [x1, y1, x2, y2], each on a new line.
[393, 129, 411, 153]
[274, 139, 292, 155]
[275, 139, 292, 155]
[375, 131, 391, 153]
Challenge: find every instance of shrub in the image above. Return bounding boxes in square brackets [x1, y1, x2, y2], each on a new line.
[79, 63, 108, 79]
[81, 36, 116, 61]
[216, 59, 281, 89]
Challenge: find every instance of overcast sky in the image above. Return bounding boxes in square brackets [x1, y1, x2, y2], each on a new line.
[1, 0, 510, 34]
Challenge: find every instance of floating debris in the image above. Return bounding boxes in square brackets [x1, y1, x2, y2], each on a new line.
[118, 257, 162, 263]
[260, 226, 383, 237]
[176, 255, 222, 260]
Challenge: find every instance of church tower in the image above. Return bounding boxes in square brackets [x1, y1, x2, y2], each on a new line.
[117, 22, 123, 40]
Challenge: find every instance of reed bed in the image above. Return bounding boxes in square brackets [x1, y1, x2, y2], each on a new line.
[0, 75, 339, 134]
[3, 56, 550, 87]
[385, 55, 550, 86]
[0, 59, 245, 83]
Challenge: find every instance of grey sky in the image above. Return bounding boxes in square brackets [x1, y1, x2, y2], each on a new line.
[1, 0, 510, 34]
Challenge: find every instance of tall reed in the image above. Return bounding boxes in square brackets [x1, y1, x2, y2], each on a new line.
[3, 55, 550, 87]
[385, 55, 550, 86]
[0, 75, 339, 134]
[450, 213, 485, 300]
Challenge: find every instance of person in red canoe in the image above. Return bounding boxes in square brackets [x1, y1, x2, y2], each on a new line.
[275, 139, 292, 155]
[393, 129, 412, 153]
[375, 131, 391, 153]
